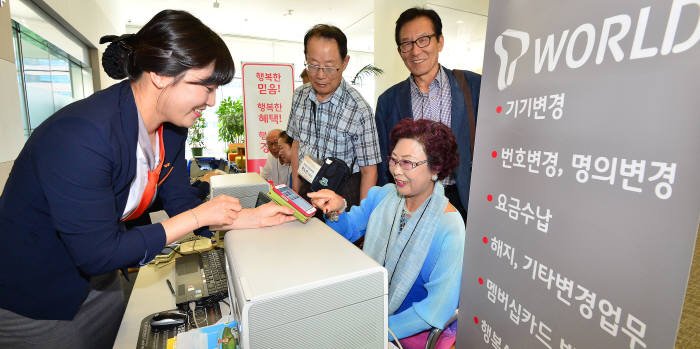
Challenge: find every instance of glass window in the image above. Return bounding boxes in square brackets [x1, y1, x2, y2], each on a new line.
[49, 52, 72, 112]
[21, 35, 55, 131]
[10, 0, 90, 65]
[81, 67, 93, 97]
[12, 21, 93, 136]
[70, 62, 84, 100]
[12, 24, 29, 137]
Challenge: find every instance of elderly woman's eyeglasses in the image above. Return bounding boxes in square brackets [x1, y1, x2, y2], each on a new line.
[304, 62, 341, 75]
[398, 34, 437, 53]
[388, 157, 428, 171]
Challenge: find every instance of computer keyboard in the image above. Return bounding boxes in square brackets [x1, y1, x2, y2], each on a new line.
[174, 248, 229, 308]
[201, 248, 228, 302]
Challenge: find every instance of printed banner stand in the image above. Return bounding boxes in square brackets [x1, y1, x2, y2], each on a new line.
[241, 62, 294, 173]
[458, 1, 700, 348]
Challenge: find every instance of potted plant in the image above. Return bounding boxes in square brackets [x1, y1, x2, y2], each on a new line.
[351, 64, 384, 85]
[188, 116, 207, 157]
[225, 147, 236, 162]
[217, 96, 245, 150]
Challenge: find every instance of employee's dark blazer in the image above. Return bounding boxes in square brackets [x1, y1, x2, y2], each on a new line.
[0, 81, 205, 320]
[375, 67, 481, 213]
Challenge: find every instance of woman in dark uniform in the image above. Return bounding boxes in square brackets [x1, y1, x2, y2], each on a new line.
[0, 10, 294, 348]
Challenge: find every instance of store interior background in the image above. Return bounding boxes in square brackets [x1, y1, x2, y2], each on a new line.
[1, 0, 488, 164]
[0, 0, 696, 347]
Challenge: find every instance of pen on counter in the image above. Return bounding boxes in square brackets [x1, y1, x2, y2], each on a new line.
[166, 279, 175, 297]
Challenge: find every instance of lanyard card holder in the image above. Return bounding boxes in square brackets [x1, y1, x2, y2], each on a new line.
[299, 154, 322, 183]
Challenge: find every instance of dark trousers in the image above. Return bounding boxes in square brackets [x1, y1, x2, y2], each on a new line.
[0, 271, 125, 349]
[444, 184, 467, 223]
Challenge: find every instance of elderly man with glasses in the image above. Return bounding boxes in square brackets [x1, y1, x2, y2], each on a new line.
[286, 24, 381, 209]
[375, 7, 482, 222]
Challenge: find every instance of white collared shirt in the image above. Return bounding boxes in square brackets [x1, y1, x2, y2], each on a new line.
[121, 114, 160, 220]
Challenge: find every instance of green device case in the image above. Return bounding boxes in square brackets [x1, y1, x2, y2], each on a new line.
[266, 189, 312, 223]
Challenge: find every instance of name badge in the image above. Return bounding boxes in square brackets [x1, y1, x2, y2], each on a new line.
[298, 155, 322, 183]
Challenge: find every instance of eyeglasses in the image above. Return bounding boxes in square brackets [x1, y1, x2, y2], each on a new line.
[304, 62, 341, 75]
[388, 157, 429, 171]
[398, 34, 438, 53]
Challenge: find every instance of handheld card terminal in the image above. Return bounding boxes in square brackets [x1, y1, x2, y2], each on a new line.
[268, 184, 316, 223]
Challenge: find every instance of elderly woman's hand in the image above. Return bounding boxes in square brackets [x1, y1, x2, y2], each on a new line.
[307, 189, 345, 214]
[210, 202, 296, 231]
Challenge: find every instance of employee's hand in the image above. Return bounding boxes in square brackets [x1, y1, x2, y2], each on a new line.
[162, 195, 242, 244]
[192, 194, 242, 227]
[211, 203, 296, 231]
[307, 190, 344, 214]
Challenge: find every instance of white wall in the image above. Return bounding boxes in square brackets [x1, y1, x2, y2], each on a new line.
[0, 60, 24, 163]
[36, 0, 125, 90]
[428, 2, 488, 74]
[374, 0, 424, 101]
[0, 159, 12, 192]
[11, 0, 90, 64]
[1, 1, 26, 164]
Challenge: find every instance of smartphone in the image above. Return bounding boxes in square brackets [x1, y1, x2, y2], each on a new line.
[269, 184, 316, 222]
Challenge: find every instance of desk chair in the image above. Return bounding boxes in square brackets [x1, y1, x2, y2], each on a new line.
[425, 309, 458, 349]
[397, 309, 458, 349]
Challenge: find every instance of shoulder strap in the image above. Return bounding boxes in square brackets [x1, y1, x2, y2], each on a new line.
[452, 69, 476, 160]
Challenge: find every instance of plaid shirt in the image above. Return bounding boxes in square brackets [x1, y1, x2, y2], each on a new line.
[409, 65, 456, 185]
[287, 79, 381, 173]
[409, 65, 452, 126]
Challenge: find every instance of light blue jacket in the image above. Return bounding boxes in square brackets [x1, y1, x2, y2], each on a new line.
[328, 185, 465, 339]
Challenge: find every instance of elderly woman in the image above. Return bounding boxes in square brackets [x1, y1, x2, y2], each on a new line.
[308, 119, 464, 346]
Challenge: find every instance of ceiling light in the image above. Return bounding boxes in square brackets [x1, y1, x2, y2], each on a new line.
[213, 0, 220, 8]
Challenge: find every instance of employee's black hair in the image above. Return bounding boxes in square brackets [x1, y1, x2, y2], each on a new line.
[100, 10, 234, 86]
[394, 7, 443, 46]
[303, 24, 348, 59]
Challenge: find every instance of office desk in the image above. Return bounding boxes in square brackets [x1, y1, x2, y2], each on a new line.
[113, 262, 178, 349]
[113, 259, 232, 349]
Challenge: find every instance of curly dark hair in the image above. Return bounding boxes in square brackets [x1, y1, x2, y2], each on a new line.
[100, 10, 234, 85]
[389, 119, 458, 180]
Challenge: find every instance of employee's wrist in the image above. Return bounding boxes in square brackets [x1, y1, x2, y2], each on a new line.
[190, 208, 200, 229]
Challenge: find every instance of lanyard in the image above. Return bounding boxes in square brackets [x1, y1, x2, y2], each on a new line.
[121, 125, 172, 222]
